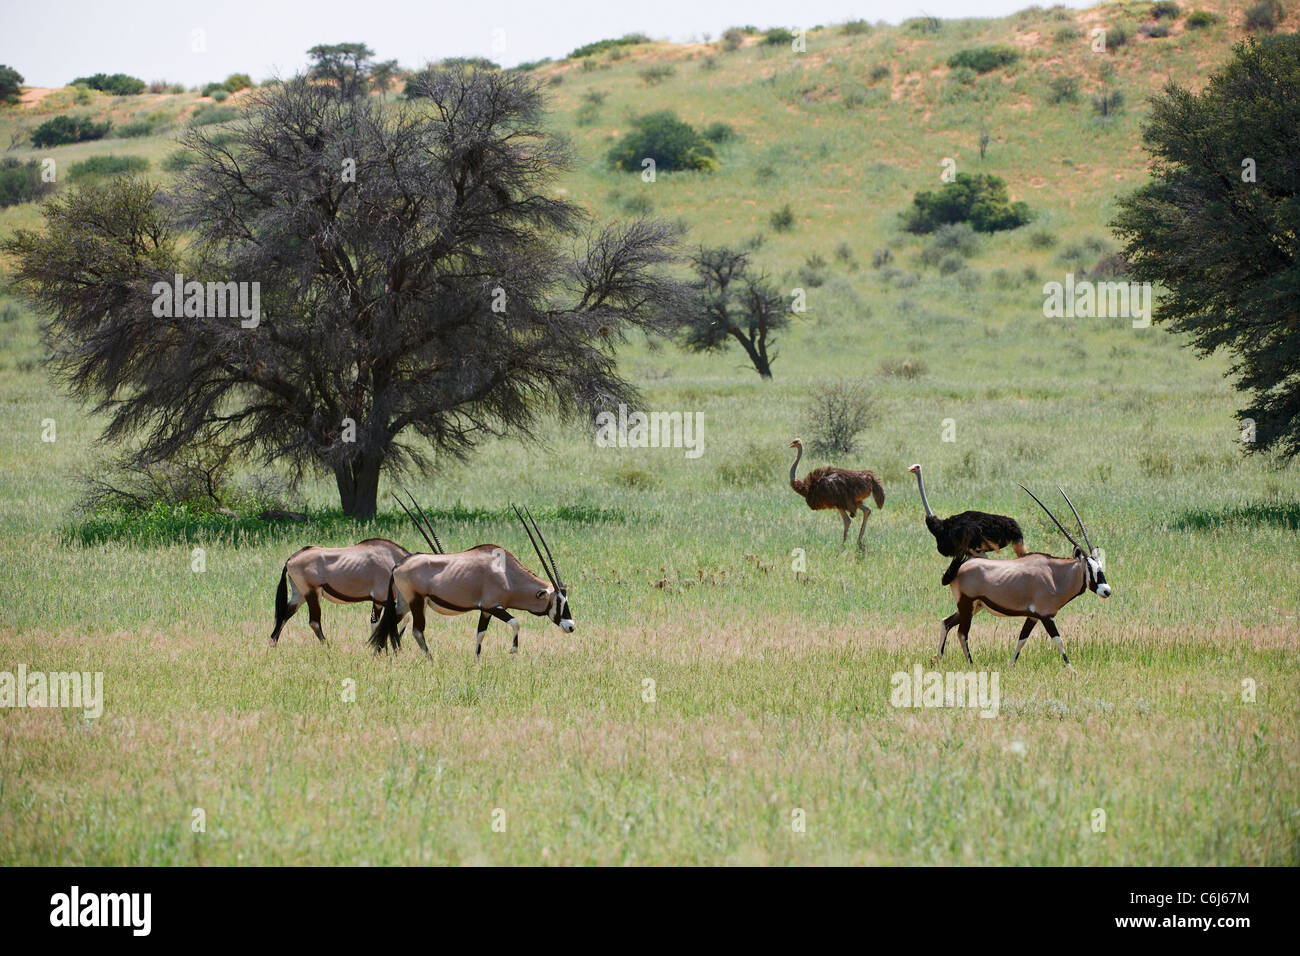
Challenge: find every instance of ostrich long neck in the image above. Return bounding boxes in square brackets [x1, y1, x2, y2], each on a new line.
[914, 468, 935, 517]
[789, 445, 803, 488]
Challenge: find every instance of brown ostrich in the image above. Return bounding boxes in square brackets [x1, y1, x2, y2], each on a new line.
[788, 438, 885, 549]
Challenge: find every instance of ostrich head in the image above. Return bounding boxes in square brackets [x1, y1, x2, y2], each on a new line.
[789, 438, 803, 449]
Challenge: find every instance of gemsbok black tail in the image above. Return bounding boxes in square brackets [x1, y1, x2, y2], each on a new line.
[368, 574, 401, 653]
[269, 564, 289, 643]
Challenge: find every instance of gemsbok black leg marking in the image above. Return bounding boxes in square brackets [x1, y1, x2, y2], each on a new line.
[1043, 617, 1070, 666]
[936, 611, 961, 660]
[409, 597, 428, 655]
[486, 606, 518, 654]
[1011, 618, 1037, 665]
[371, 603, 382, 625]
[474, 611, 491, 656]
[305, 592, 326, 644]
[956, 596, 975, 664]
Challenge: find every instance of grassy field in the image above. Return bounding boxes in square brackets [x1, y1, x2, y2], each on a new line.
[1, 1, 1298, 864]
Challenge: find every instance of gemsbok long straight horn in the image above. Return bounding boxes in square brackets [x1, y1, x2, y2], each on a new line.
[933, 486, 1110, 667]
[369, 504, 575, 657]
[391, 489, 444, 554]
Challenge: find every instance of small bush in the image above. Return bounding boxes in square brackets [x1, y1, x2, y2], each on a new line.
[1, 64, 26, 104]
[937, 253, 965, 276]
[904, 16, 941, 34]
[639, 64, 675, 85]
[947, 45, 1021, 74]
[116, 119, 155, 138]
[1054, 25, 1081, 42]
[1105, 23, 1134, 48]
[69, 72, 145, 96]
[841, 20, 872, 35]
[223, 73, 252, 92]
[803, 381, 874, 456]
[921, 222, 981, 266]
[902, 173, 1030, 234]
[717, 441, 784, 487]
[188, 105, 240, 126]
[702, 121, 738, 143]
[1151, 1, 1181, 18]
[575, 102, 601, 126]
[67, 154, 149, 180]
[797, 253, 828, 287]
[0, 158, 55, 208]
[162, 149, 196, 171]
[721, 28, 745, 51]
[1028, 229, 1058, 249]
[568, 33, 649, 59]
[1092, 89, 1125, 117]
[1244, 0, 1284, 31]
[770, 203, 795, 231]
[1047, 75, 1081, 103]
[607, 111, 719, 173]
[869, 63, 891, 83]
[763, 28, 797, 46]
[583, 90, 607, 105]
[1185, 10, 1219, 27]
[30, 114, 111, 147]
[871, 247, 893, 268]
[1140, 22, 1171, 37]
[879, 358, 927, 379]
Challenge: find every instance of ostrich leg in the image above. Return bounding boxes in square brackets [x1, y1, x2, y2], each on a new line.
[856, 508, 872, 549]
[839, 510, 851, 544]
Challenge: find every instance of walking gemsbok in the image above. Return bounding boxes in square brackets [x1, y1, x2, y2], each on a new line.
[268, 491, 445, 646]
[934, 485, 1110, 667]
[369, 506, 574, 657]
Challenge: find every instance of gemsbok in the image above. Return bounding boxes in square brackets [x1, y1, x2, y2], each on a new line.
[369, 506, 574, 657]
[268, 490, 445, 646]
[934, 485, 1110, 667]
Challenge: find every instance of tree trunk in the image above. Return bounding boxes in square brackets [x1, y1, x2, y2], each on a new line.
[334, 455, 382, 517]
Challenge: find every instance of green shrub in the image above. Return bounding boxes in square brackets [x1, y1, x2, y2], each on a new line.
[1092, 89, 1125, 117]
[201, 81, 226, 97]
[1047, 75, 1081, 103]
[567, 33, 649, 59]
[69, 72, 145, 95]
[721, 28, 745, 51]
[30, 114, 112, 147]
[869, 63, 891, 82]
[116, 119, 155, 138]
[770, 203, 795, 231]
[188, 105, 240, 126]
[1244, 0, 1283, 31]
[904, 16, 941, 34]
[575, 102, 601, 126]
[1151, 1, 1181, 18]
[1054, 25, 1081, 42]
[607, 111, 719, 173]
[1140, 22, 1171, 37]
[67, 154, 149, 180]
[1105, 22, 1134, 48]
[1185, 10, 1219, 27]
[0, 158, 55, 208]
[902, 172, 1031, 234]
[920, 222, 980, 266]
[947, 45, 1021, 73]
[223, 73, 253, 91]
[1027, 228, 1058, 249]
[639, 64, 675, 85]
[702, 121, 738, 143]
[210, 89, 229, 102]
[0, 64, 23, 105]
[162, 149, 196, 171]
[841, 19, 872, 35]
[763, 27, 797, 46]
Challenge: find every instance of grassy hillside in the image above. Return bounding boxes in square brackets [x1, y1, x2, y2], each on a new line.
[0, 1, 1296, 865]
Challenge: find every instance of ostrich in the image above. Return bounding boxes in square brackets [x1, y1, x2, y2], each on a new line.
[907, 463, 1026, 585]
[788, 438, 885, 549]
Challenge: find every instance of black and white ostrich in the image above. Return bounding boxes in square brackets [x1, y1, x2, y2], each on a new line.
[907, 463, 1026, 584]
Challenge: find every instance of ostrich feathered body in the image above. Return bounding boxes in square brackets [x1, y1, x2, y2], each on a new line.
[791, 466, 885, 514]
[926, 511, 1024, 557]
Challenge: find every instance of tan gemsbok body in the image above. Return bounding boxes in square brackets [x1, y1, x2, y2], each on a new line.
[935, 486, 1110, 667]
[268, 491, 445, 646]
[370, 506, 574, 657]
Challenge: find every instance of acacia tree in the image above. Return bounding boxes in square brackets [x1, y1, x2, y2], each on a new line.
[3, 68, 688, 516]
[678, 246, 788, 378]
[306, 42, 375, 97]
[1112, 35, 1300, 458]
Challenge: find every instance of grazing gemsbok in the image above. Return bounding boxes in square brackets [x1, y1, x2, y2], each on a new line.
[369, 506, 574, 657]
[268, 490, 445, 646]
[934, 486, 1110, 668]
